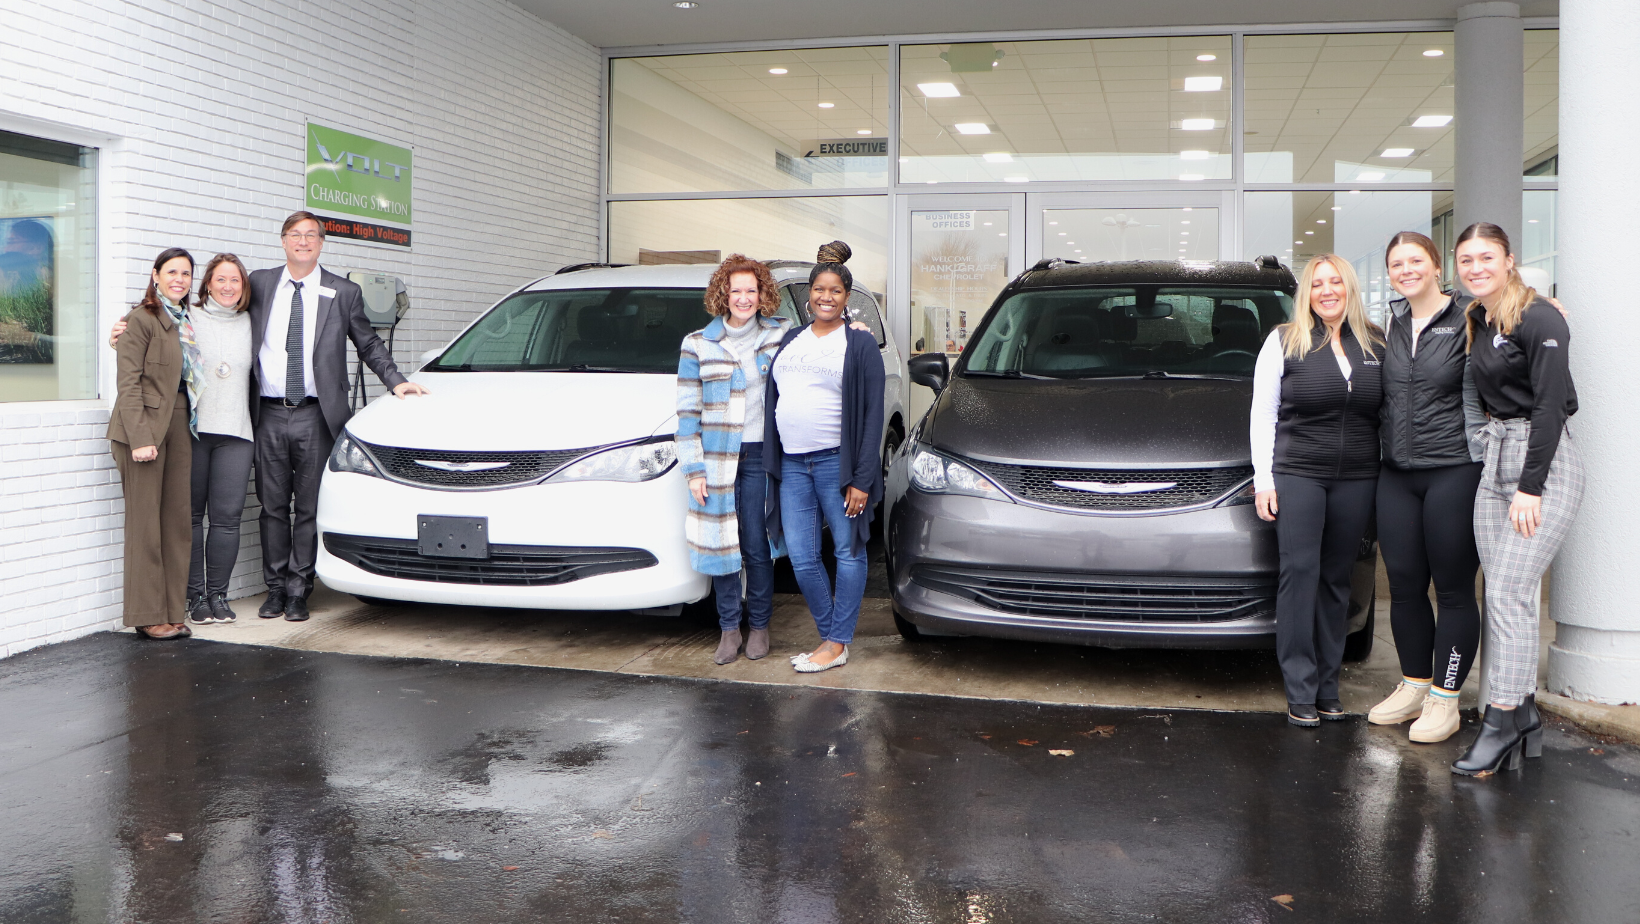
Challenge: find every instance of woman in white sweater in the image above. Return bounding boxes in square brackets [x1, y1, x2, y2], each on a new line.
[185, 254, 255, 624]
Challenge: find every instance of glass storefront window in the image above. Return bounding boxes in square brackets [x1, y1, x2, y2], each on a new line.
[1524, 30, 1558, 177]
[609, 48, 890, 194]
[899, 37, 1232, 184]
[607, 196, 888, 296]
[908, 208, 1010, 355]
[1521, 189, 1557, 294]
[1244, 33, 1454, 185]
[1040, 207, 1218, 262]
[0, 130, 97, 402]
[1244, 189, 1450, 324]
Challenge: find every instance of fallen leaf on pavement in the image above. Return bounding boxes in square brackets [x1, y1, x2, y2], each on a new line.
[592, 830, 613, 839]
[1078, 726, 1116, 738]
[1049, 749, 1074, 757]
[502, 866, 520, 871]
[737, 730, 750, 735]
[1590, 748, 1605, 755]
[841, 772, 857, 777]
[978, 734, 992, 740]
[1017, 739, 1038, 746]
[1271, 894, 1294, 911]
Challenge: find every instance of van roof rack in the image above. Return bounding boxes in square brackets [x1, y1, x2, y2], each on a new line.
[554, 262, 632, 275]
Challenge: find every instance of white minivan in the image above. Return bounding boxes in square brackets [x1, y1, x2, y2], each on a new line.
[316, 261, 906, 613]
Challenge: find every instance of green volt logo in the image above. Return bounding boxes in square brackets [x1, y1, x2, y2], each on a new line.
[306, 123, 413, 226]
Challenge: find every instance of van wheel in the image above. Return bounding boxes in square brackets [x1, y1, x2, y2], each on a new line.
[354, 595, 406, 607]
[881, 426, 903, 483]
[892, 608, 926, 642]
[1343, 605, 1375, 662]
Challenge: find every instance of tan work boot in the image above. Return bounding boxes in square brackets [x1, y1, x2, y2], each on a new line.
[1368, 679, 1431, 725]
[1409, 691, 1462, 743]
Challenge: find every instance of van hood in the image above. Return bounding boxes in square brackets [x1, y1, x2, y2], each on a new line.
[343, 371, 677, 452]
[922, 376, 1254, 468]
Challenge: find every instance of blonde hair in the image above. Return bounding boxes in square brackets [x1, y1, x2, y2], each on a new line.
[1281, 255, 1380, 359]
[1456, 222, 1536, 350]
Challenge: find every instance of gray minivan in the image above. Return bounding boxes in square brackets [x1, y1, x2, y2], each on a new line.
[884, 257, 1376, 657]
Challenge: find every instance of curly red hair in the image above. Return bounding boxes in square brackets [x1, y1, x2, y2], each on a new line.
[704, 254, 779, 317]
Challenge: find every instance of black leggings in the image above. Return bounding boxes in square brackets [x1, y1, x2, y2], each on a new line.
[189, 432, 255, 598]
[1273, 474, 1377, 706]
[1376, 462, 1483, 691]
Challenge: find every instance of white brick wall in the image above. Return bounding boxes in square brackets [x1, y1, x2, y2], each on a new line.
[0, 0, 601, 656]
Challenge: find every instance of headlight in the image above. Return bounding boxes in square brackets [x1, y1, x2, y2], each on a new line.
[545, 439, 677, 484]
[908, 445, 1011, 501]
[328, 431, 382, 478]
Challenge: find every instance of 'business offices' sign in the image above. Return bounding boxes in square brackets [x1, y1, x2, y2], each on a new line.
[305, 123, 412, 247]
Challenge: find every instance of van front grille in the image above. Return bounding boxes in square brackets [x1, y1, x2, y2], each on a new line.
[361, 442, 591, 489]
[911, 566, 1274, 622]
[324, 534, 657, 586]
[968, 461, 1253, 511]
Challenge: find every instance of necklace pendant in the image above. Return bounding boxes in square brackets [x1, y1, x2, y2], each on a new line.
[216, 360, 232, 378]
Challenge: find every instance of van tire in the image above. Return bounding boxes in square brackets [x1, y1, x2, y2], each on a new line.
[892, 608, 926, 642]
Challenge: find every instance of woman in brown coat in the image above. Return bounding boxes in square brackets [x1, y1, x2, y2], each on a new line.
[109, 248, 201, 639]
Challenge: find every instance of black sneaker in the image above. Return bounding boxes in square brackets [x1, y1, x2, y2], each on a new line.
[284, 595, 310, 622]
[187, 594, 217, 625]
[208, 592, 236, 624]
[1317, 698, 1349, 721]
[1288, 703, 1321, 727]
[258, 589, 287, 619]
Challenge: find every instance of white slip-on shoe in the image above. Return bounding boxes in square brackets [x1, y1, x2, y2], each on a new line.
[794, 646, 847, 673]
[1409, 691, 1462, 743]
[1368, 679, 1431, 726]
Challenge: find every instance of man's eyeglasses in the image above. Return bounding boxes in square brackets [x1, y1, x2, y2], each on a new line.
[282, 232, 322, 242]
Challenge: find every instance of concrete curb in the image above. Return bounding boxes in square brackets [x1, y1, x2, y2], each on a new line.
[1538, 692, 1640, 744]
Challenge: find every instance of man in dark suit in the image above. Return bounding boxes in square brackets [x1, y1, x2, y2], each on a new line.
[250, 211, 427, 621]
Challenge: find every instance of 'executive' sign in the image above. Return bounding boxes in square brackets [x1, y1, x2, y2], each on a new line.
[306, 123, 412, 231]
[802, 138, 887, 157]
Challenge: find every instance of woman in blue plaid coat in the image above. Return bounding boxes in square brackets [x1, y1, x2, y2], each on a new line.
[677, 255, 792, 665]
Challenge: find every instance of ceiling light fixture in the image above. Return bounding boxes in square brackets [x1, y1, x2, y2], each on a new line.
[817, 102, 835, 109]
[1331, 206, 1342, 211]
[1528, 218, 1540, 223]
[1057, 232, 1066, 236]
[917, 82, 961, 98]
[983, 152, 1013, 163]
[1183, 76, 1223, 92]
[1197, 54, 1217, 62]
[1381, 148, 1415, 157]
[1412, 115, 1453, 128]
[1181, 231, 1190, 236]
[1181, 220, 1190, 225]
[1423, 49, 1444, 57]
[955, 123, 991, 135]
[1182, 207, 1193, 212]
[1317, 220, 1326, 224]
[672, 1, 697, 7]
[857, 129, 872, 135]
[1305, 230, 1315, 235]
[768, 67, 787, 75]
[1181, 118, 1215, 131]
[1180, 150, 1210, 160]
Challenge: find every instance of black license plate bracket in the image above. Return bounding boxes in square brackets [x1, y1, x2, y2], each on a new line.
[418, 516, 490, 559]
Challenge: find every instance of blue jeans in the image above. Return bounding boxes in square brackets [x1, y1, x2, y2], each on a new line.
[780, 448, 867, 645]
[714, 443, 774, 631]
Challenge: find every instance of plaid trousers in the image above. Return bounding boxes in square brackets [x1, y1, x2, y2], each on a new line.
[1473, 418, 1585, 706]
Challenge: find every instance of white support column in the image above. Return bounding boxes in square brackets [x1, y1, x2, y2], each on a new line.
[1549, 0, 1640, 704]
[1454, 2, 1524, 242]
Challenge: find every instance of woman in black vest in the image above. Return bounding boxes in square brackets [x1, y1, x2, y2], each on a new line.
[1365, 232, 1484, 744]
[1251, 254, 1384, 727]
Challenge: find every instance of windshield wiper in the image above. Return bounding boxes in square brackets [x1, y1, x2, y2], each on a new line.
[561, 364, 641, 373]
[1142, 371, 1246, 381]
[962, 369, 1057, 380]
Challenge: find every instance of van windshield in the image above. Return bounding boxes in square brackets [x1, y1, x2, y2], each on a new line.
[961, 285, 1293, 379]
[428, 288, 710, 373]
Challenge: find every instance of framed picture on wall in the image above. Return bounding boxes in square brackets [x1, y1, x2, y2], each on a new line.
[0, 215, 55, 364]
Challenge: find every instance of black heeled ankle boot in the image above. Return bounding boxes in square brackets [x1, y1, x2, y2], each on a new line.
[1453, 705, 1528, 775]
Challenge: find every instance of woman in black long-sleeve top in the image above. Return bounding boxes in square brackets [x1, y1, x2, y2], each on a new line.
[1451, 222, 1583, 776]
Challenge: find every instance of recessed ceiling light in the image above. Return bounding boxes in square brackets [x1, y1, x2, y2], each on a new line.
[1179, 173, 1205, 181]
[1424, 49, 1444, 57]
[1358, 171, 1386, 182]
[817, 102, 835, 109]
[1182, 207, 1192, 212]
[1295, 241, 1303, 244]
[1305, 230, 1315, 235]
[983, 152, 1013, 163]
[1181, 118, 1215, 131]
[1181, 220, 1190, 225]
[899, 157, 909, 163]
[983, 222, 993, 226]
[1528, 219, 1540, 223]
[1317, 219, 1326, 224]
[1183, 76, 1223, 92]
[1181, 232, 1190, 236]
[1057, 232, 1066, 236]
[1331, 206, 1342, 211]
[1066, 241, 1074, 244]
[856, 129, 872, 135]
[768, 67, 788, 75]
[1048, 221, 1058, 225]
[1382, 148, 1415, 157]
[1003, 176, 1029, 182]
[1180, 150, 1210, 160]
[1074, 249, 1082, 253]
[1412, 115, 1453, 128]
[918, 82, 961, 98]
[1348, 190, 1361, 195]
[926, 180, 938, 184]
[999, 232, 1007, 236]
[1197, 54, 1217, 62]
[956, 123, 991, 135]
[672, 1, 697, 7]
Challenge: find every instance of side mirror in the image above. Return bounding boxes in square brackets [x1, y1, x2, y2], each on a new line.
[909, 352, 949, 393]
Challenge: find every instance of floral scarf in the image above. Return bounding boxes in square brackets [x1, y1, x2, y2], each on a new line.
[159, 295, 204, 436]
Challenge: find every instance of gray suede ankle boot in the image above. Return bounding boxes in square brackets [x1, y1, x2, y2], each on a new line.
[713, 629, 743, 665]
[745, 627, 770, 660]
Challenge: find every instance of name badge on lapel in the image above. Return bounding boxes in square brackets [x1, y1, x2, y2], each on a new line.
[316, 285, 337, 299]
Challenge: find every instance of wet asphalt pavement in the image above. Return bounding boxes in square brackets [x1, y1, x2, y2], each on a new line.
[4, 635, 1639, 924]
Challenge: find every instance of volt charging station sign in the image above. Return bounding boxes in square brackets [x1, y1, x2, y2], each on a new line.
[305, 123, 412, 247]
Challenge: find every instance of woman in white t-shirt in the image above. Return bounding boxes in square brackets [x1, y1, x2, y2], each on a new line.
[763, 242, 885, 673]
